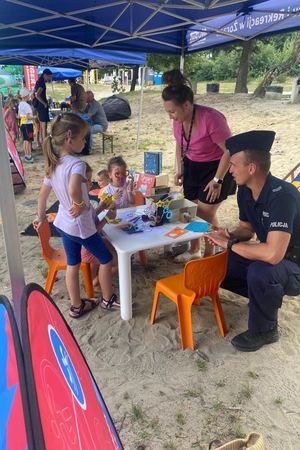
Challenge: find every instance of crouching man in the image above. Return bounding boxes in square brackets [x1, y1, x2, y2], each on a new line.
[206, 130, 300, 352]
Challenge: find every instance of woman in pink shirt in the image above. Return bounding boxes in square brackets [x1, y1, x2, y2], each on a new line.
[162, 69, 235, 260]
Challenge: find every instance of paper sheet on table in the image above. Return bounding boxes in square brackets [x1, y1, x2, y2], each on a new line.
[184, 221, 209, 232]
[165, 227, 188, 239]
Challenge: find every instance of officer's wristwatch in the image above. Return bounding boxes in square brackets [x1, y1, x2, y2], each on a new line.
[227, 237, 239, 250]
[213, 177, 223, 185]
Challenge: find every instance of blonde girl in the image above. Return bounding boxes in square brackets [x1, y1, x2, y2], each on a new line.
[34, 113, 119, 317]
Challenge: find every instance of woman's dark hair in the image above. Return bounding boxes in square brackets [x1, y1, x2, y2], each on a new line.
[162, 69, 194, 105]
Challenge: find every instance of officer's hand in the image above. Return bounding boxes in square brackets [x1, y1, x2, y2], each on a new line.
[211, 226, 230, 239]
[204, 179, 222, 203]
[204, 232, 228, 249]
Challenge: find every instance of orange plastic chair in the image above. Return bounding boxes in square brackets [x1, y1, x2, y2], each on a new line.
[150, 251, 228, 350]
[36, 219, 94, 298]
[134, 191, 148, 266]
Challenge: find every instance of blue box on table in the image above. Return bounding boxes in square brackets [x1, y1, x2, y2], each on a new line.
[144, 151, 162, 175]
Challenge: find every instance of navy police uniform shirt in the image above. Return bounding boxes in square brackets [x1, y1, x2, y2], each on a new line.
[238, 173, 300, 249]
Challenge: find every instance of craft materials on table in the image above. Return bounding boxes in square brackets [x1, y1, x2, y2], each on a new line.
[184, 221, 210, 232]
[144, 151, 163, 175]
[165, 227, 188, 239]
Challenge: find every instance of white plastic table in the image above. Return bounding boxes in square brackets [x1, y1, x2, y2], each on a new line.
[103, 206, 207, 320]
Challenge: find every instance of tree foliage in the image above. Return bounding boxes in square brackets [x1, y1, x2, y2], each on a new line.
[147, 32, 300, 86]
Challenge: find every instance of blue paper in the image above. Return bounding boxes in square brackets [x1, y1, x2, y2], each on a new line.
[184, 222, 209, 232]
[144, 151, 162, 175]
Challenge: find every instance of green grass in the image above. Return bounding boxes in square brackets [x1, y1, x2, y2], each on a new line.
[163, 442, 176, 450]
[274, 397, 284, 406]
[247, 371, 259, 379]
[196, 358, 207, 371]
[131, 404, 144, 422]
[238, 383, 254, 402]
[175, 412, 186, 426]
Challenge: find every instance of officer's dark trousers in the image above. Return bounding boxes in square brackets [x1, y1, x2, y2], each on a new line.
[221, 252, 300, 333]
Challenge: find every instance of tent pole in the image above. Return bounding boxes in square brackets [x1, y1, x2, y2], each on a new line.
[180, 38, 185, 73]
[180, 53, 185, 73]
[0, 104, 25, 331]
[135, 65, 145, 155]
[86, 69, 90, 91]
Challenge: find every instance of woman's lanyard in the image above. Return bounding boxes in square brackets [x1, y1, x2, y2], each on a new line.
[181, 106, 195, 160]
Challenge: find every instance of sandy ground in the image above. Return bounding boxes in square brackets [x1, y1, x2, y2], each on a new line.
[1, 88, 300, 449]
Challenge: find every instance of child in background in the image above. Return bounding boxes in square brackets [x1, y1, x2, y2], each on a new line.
[18, 88, 34, 163]
[34, 113, 119, 317]
[102, 156, 136, 208]
[4, 96, 19, 144]
[96, 169, 110, 199]
[81, 163, 118, 293]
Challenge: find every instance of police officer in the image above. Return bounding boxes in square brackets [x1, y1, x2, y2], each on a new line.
[206, 130, 300, 352]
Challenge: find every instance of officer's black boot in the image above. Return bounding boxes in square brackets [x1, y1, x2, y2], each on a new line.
[231, 326, 279, 352]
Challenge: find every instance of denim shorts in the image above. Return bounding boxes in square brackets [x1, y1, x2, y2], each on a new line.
[56, 227, 112, 266]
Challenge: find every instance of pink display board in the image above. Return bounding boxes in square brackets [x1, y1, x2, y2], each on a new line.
[21, 284, 123, 450]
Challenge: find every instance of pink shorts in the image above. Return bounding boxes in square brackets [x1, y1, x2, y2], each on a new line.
[81, 247, 99, 265]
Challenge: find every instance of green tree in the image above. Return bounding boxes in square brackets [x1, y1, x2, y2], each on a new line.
[253, 32, 300, 97]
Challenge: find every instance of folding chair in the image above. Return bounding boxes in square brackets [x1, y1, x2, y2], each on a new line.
[150, 251, 228, 350]
[36, 219, 94, 297]
[283, 162, 300, 191]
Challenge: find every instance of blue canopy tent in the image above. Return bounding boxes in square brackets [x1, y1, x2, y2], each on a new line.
[0, 1, 299, 55]
[37, 66, 82, 80]
[1, 0, 300, 325]
[0, 48, 147, 68]
[187, 0, 300, 51]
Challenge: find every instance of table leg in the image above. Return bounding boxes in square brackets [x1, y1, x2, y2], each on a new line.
[117, 252, 132, 320]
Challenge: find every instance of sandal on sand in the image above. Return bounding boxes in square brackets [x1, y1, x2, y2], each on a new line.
[69, 298, 100, 318]
[100, 293, 120, 311]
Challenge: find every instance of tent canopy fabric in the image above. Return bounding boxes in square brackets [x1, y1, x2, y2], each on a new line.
[37, 66, 82, 80]
[187, 0, 300, 51]
[0, 1, 299, 54]
[0, 48, 147, 69]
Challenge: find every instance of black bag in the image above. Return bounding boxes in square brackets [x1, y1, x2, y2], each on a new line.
[102, 95, 131, 121]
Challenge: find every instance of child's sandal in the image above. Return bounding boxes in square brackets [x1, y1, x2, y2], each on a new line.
[69, 298, 100, 318]
[100, 293, 120, 311]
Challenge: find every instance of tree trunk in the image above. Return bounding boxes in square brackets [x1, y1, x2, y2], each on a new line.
[130, 65, 139, 92]
[235, 40, 254, 93]
[253, 32, 300, 98]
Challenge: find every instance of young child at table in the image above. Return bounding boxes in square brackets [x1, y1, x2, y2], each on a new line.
[101, 156, 136, 208]
[4, 96, 19, 144]
[81, 163, 118, 293]
[18, 88, 34, 163]
[96, 168, 110, 199]
[33, 113, 120, 316]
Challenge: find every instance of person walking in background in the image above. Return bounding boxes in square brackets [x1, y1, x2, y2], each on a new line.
[84, 91, 108, 153]
[162, 69, 235, 261]
[34, 113, 119, 317]
[33, 68, 52, 144]
[18, 88, 34, 163]
[67, 77, 86, 113]
[3, 96, 19, 144]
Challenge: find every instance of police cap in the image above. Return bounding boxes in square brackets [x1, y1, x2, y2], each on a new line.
[226, 130, 276, 156]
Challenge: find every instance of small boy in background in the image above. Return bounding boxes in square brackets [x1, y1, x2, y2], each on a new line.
[18, 88, 34, 163]
[81, 163, 118, 293]
[96, 169, 110, 199]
